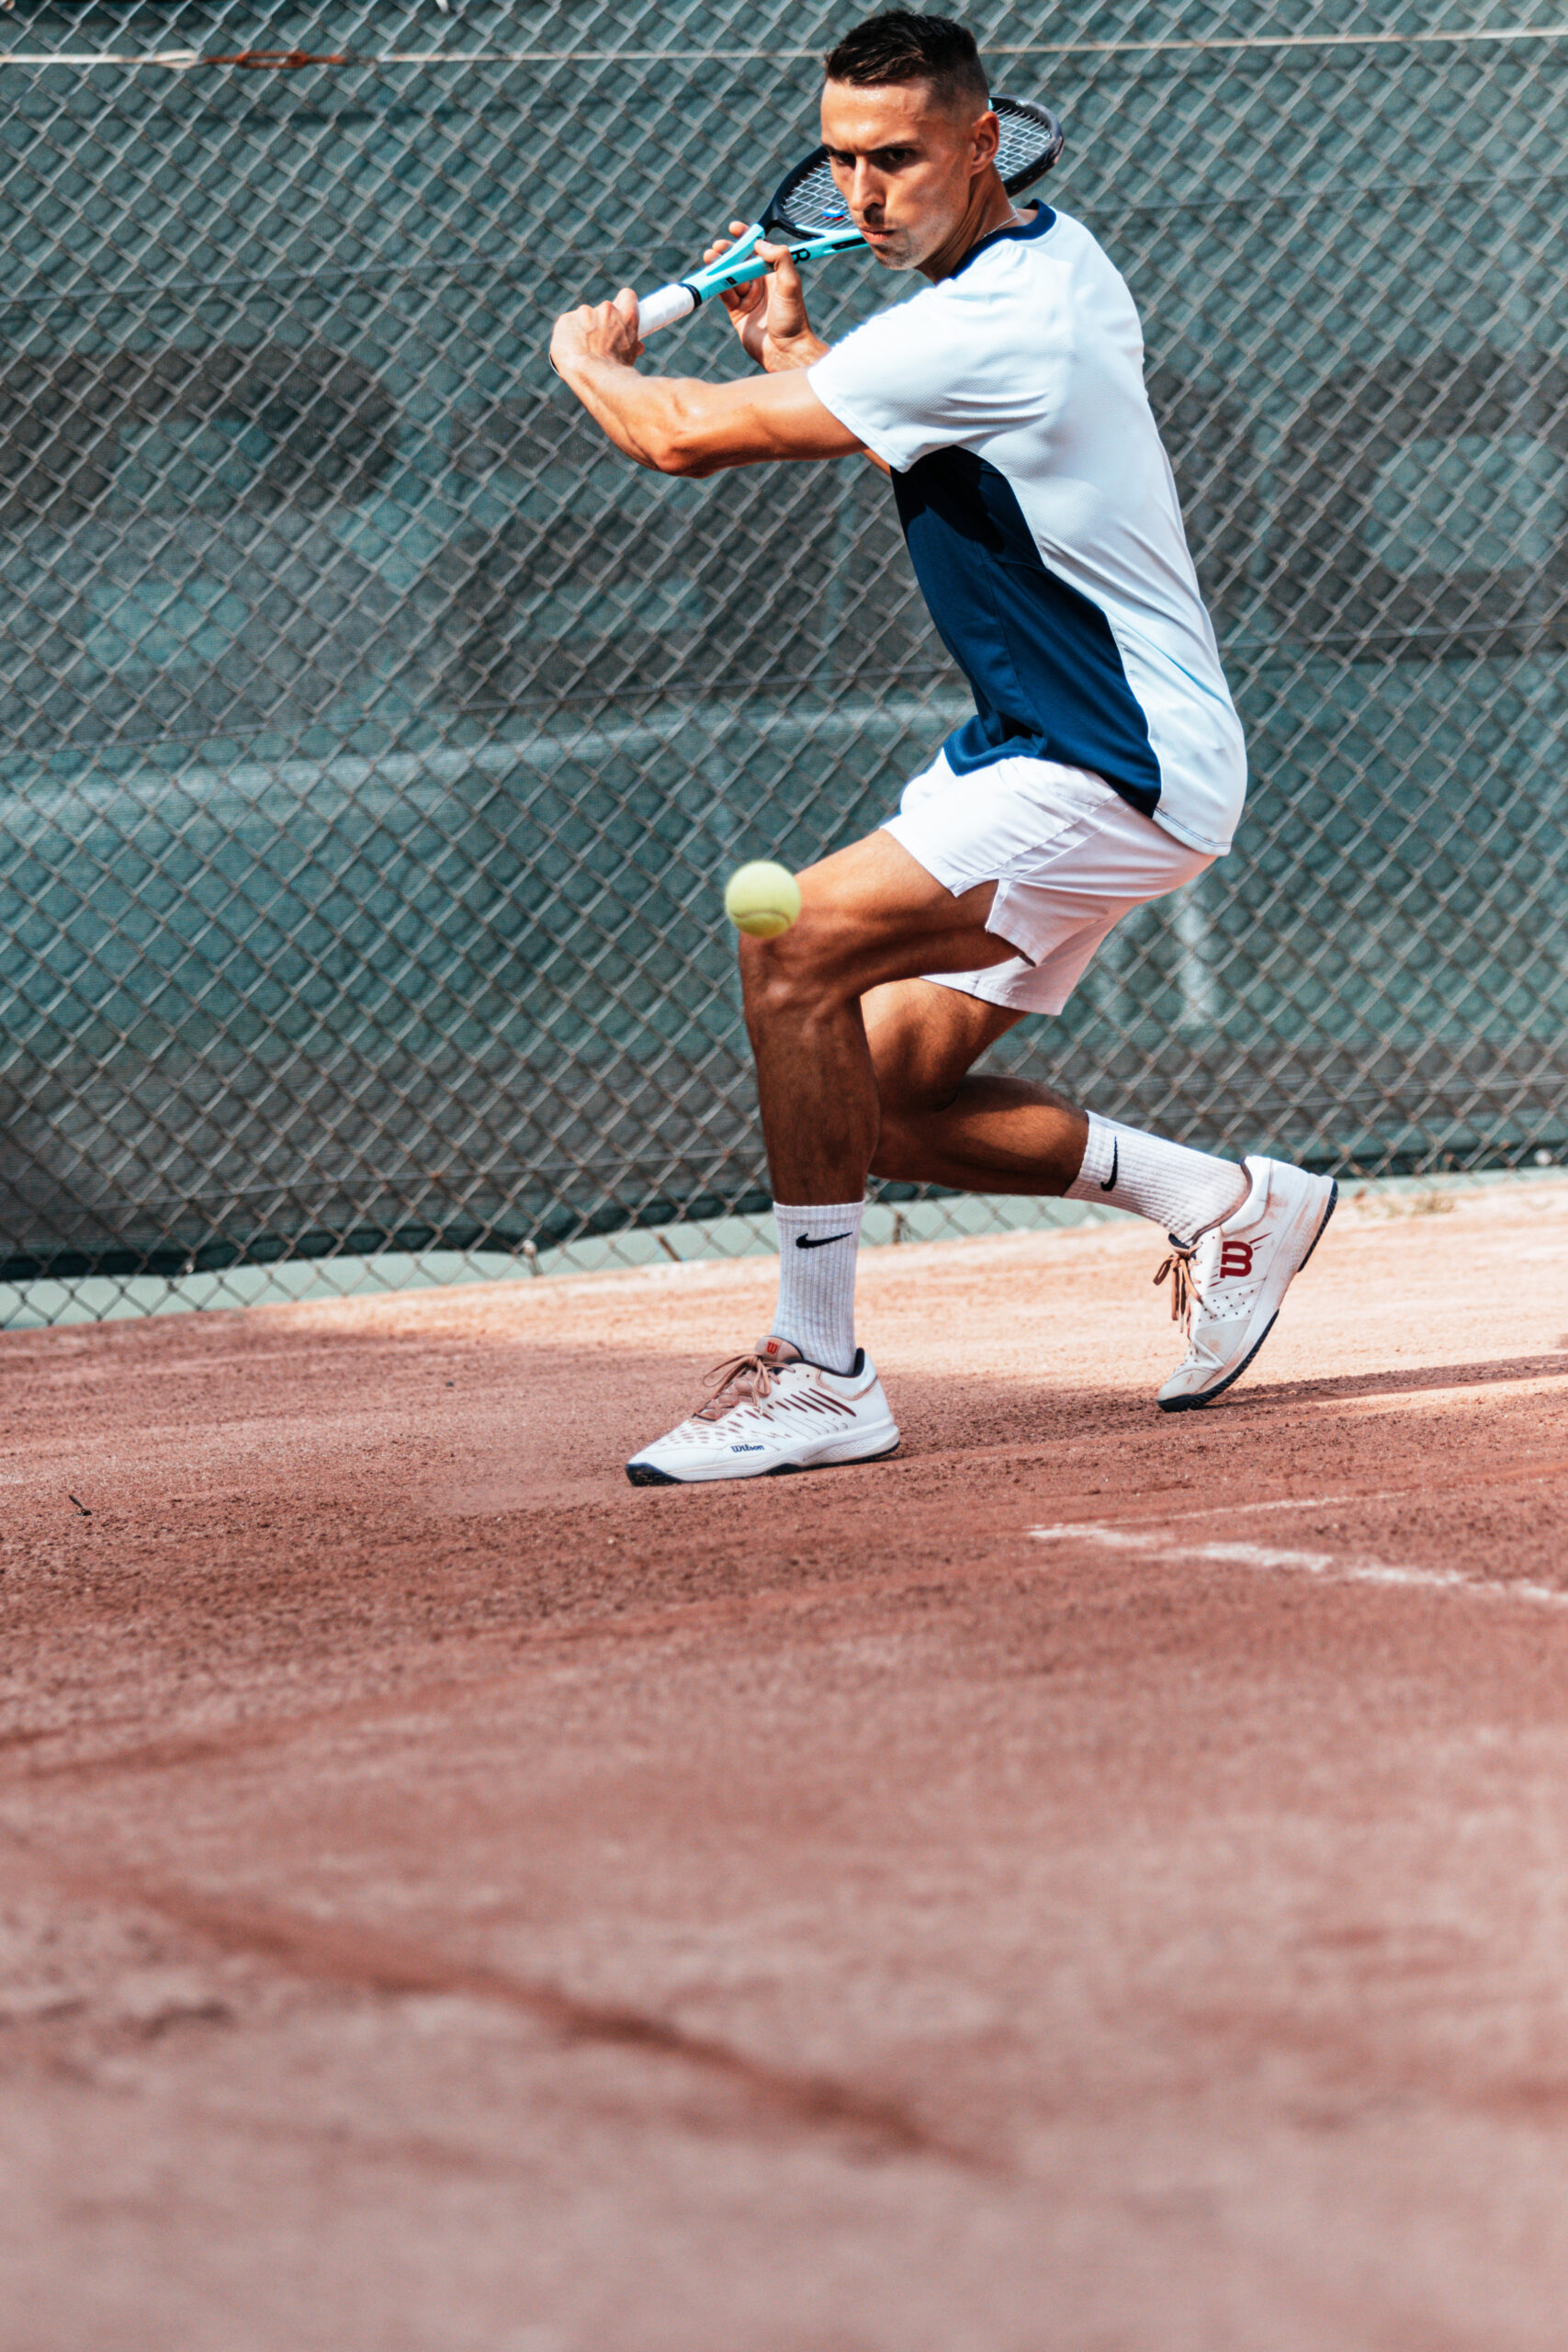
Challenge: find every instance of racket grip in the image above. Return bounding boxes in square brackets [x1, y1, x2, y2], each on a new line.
[637, 282, 699, 334]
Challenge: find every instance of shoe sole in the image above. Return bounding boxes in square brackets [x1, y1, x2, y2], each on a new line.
[1156, 1178, 1338, 1415]
[626, 1429, 902, 1487]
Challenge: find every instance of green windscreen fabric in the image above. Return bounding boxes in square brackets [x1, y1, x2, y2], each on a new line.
[1, 0, 1563, 1286]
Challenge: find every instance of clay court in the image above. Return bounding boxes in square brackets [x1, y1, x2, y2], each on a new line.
[1, 1177, 1564, 2350]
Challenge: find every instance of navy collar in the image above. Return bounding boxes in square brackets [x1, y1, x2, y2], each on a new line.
[952, 201, 1055, 278]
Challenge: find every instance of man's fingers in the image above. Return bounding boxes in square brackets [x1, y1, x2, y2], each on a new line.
[758, 241, 807, 304]
[702, 223, 751, 264]
[549, 295, 642, 375]
[610, 288, 645, 358]
[547, 308, 585, 377]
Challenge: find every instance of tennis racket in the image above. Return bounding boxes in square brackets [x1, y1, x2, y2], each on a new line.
[635, 94, 1065, 335]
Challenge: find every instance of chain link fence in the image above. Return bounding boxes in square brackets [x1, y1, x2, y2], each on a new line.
[2, 0, 1564, 1321]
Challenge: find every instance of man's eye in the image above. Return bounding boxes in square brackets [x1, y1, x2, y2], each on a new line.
[824, 147, 916, 170]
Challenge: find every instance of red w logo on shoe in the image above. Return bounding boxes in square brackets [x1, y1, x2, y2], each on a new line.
[1218, 1238, 1257, 1279]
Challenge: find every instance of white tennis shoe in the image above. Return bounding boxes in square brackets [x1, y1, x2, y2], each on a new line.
[626, 1336, 901, 1485]
[1155, 1156, 1337, 1412]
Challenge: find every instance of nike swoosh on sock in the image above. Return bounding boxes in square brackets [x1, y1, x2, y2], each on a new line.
[1100, 1139, 1119, 1193]
[795, 1232, 852, 1250]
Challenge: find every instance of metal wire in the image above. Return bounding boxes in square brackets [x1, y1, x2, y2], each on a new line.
[2, 0, 1564, 1323]
[17, 26, 1568, 67]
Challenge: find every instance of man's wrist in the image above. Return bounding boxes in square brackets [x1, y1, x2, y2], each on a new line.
[765, 334, 829, 374]
[557, 347, 635, 401]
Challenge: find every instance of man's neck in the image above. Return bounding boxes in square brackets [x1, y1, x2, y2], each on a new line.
[919, 170, 1030, 282]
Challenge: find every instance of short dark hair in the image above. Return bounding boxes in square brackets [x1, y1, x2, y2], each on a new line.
[822, 11, 990, 113]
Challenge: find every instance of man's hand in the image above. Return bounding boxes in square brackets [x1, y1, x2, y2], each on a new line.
[549, 288, 643, 383]
[703, 224, 829, 373]
[545, 262, 862, 477]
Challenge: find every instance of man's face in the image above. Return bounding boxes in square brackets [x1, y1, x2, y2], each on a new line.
[819, 79, 998, 271]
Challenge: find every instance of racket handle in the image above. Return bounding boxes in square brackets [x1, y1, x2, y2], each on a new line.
[637, 282, 699, 334]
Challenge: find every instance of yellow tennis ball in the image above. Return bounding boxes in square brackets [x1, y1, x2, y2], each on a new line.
[723, 859, 802, 940]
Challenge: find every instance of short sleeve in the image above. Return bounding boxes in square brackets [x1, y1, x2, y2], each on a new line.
[807, 262, 1059, 472]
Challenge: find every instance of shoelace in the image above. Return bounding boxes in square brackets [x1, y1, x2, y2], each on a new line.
[693, 1351, 778, 1421]
[1154, 1240, 1202, 1332]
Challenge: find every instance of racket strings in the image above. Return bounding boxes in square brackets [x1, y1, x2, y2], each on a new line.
[767, 156, 853, 240]
[994, 99, 1061, 190]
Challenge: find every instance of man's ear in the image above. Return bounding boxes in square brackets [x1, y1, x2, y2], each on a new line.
[969, 107, 1001, 175]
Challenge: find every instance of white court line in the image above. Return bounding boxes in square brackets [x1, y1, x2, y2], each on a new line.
[1028, 1521, 1568, 1611]
[1064, 1466, 1568, 1533]
[1106, 1489, 1411, 1527]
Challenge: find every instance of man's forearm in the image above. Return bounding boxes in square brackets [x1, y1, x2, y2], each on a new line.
[551, 296, 863, 477]
[559, 357, 858, 476]
[555, 356, 705, 473]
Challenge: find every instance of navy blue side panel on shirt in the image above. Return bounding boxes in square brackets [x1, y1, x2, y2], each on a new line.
[892, 448, 1163, 817]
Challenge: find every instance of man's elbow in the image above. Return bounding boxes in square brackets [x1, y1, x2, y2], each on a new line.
[636, 387, 731, 477]
[637, 424, 715, 478]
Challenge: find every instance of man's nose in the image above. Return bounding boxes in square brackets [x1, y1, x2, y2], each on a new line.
[849, 162, 884, 214]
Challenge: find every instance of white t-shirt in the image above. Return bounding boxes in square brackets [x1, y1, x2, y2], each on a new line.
[807, 205, 1247, 856]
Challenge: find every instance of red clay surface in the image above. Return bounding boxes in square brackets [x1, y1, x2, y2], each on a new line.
[4, 1180, 1568, 2352]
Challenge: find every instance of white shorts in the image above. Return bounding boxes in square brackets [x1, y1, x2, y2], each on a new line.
[882, 749, 1214, 1015]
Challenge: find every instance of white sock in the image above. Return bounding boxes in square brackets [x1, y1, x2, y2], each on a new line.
[770, 1199, 863, 1374]
[1066, 1113, 1247, 1242]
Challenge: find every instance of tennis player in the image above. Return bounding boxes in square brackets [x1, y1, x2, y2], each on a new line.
[550, 8, 1336, 1485]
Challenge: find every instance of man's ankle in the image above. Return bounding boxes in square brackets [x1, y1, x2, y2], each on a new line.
[1066, 1114, 1245, 1240]
[770, 1200, 864, 1374]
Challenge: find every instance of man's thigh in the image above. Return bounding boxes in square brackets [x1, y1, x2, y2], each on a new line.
[741, 826, 1021, 1001]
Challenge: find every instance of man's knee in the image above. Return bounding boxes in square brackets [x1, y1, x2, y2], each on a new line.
[738, 915, 858, 1028]
[868, 1033, 951, 1122]
[863, 983, 990, 1118]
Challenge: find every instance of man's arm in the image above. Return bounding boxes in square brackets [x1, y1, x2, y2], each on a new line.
[549, 264, 865, 479]
[704, 228, 892, 478]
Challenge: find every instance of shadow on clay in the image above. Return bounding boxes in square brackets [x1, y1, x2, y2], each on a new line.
[1222, 1352, 1568, 1413]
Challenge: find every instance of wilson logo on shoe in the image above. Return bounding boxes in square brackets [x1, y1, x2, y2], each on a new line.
[1218, 1238, 1257, 1279]
[730, 1442, 765, 1453]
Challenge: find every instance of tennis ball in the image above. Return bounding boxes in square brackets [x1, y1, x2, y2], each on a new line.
[723, 859, 802, 940]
